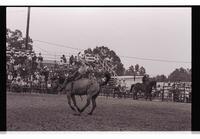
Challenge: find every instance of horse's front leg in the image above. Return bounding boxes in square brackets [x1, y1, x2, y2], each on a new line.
[80, 96, 91, 113]
[133, 92, 136, 100]
[67, 94, 76, 112]
[71, 95, 81, 113]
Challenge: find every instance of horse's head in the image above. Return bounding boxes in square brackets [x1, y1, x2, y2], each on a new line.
[142, 75, 149, 83]
[100, 71, 111, 86]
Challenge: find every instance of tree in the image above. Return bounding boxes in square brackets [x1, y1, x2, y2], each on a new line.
[84, 46, 125, 75]
[125, 64, 146, 76]
[139, 66, 146, 76]
[84, 48, 92, 54]
[168, 67, 191, 82]
[124, 65, 135, 76]
[135, 64, 139, 75]
[129, 65, 134, 74]
[6, 28, 33, 51]
[6, 28, 37, 76]
[155, 74, 168, 82]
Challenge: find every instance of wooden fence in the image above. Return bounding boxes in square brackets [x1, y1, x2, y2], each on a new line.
[99, 82, 192, 103]
[7, 80, 191, 103]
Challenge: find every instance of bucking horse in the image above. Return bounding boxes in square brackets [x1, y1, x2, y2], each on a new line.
[59, 72, 111, 115]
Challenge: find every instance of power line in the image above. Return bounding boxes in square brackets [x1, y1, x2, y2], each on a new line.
[34, 40, 84, 51]
[7, 45, 74, 59]
[120, 55, 191, 64]
[34, 45, 77, 58]
[35, 53, 72, 59]
[33, 39, 191, 64]
[34, 45, 54, 55]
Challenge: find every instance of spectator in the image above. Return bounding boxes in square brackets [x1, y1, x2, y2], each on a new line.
[21, 52, 26, 66]
[60, 59, 64, 65]
[47, 79, 52, 94]
[74, 56, 78, 65]
[69, 55, 74, 65]
[21, 79, 26, 93]
[7, 72, 13, 81]
[37, 52, 43, 69]
[32, 53, 37, 62]
[60, 55, 67, 65]
[9, 57, 14, 72]
[16, 78, 22, 92]
[20, 66, 26, 78]
[77, 52, 82, 62]
[31, 53, 38, 71]
[27, 53, 32, 61]
[16, 73, 21, 81]
[63, 55, 67, 63]
[121, 80, 127, 91]
[11, 78, 17, 91]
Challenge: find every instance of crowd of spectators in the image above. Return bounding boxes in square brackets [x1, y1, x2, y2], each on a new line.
[6, 47, 54, 93]
[6, 49, 110, 94]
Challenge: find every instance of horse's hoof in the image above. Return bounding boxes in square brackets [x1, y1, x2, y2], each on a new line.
[73, 113, 81, 116]
[77, 109, 81, 113]
[79, 109, 84, 113]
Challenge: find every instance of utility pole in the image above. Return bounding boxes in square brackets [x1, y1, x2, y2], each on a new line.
[25, 7, 32, 92]
[25, 7, 31, 49]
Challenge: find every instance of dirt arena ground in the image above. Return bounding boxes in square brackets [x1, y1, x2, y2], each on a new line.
[7, 93, 191, 131]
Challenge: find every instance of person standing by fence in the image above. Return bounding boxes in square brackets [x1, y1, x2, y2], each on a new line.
[37, 52, 43, 69]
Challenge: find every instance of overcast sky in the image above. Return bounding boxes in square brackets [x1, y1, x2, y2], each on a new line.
[6, 7, 191, 76]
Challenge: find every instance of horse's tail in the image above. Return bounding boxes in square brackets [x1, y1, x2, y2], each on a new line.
[92, 87, 101, 99]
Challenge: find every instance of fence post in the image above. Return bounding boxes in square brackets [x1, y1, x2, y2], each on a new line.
[183, 83, 186, 103]
[172, 84, 174, 102]
[162, 82, 164, 101]
[30, 74, 32, 93]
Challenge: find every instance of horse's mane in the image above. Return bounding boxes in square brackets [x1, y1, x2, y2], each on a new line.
[147, 80, 157, 89]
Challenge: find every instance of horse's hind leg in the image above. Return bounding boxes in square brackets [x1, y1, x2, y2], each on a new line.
[134, 92, 137, 100]
[71, 95, 81, 113]
[133, 92, 135, 100]
[136, 92, 138, 99]
[67, 95, 76, 112]
[88, 96, 97, 115]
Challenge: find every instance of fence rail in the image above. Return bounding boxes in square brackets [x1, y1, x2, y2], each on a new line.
[6, 82, 58, 94]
